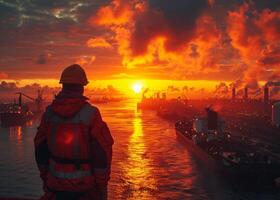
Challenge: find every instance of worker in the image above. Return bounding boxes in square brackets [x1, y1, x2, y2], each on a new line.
[34, 64, 114, 200]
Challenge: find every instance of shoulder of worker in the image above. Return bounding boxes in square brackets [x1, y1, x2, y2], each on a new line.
[85, 102, 102, 120]
[87, 103, 113, 145]
[42, 102, 102, 123]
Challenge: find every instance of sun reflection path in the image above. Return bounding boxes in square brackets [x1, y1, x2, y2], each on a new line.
[124, 111, 157, 200]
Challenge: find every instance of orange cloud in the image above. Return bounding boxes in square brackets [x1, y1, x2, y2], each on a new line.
[76, 56, 96, 66]
[87, 0, 279, 83]
[90, 0, 222, 78]
[90, 0, 133, 26]
[227, 3, 280, 82]
[87, 37, 112, 48]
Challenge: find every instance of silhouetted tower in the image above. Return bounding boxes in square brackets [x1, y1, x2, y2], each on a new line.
[244, 87, 248, 100]
[156, 92, 160, 99]
[232, 87, 236, 100]
[162, 93, 166, 100]
[36, 89, 44, 112]
[264, 86, 269, 104]
[18, 93, 22, 107]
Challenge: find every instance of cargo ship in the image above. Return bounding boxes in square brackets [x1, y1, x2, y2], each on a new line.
[0, 104, 34, 127]
[0, 91, 43, 127]
[175, 108, 280, 185]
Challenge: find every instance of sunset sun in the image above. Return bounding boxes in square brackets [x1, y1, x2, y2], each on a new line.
[132, 83, 143, 94]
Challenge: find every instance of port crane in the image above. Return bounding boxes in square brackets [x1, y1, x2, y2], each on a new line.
[15, 89, 44, 113]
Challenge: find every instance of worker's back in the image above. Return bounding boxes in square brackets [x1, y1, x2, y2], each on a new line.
[34, 64, 114, 200]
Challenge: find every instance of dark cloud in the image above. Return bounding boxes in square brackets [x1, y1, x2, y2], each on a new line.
[0, 2, 18, 18]
[0, 0, 118, 79]
[254, 0, 280, 11]
[212, 0, 280, 11]
[0, 0, 110, 28]
[131, 0, 210, 54]
[29, 0, 71, 8]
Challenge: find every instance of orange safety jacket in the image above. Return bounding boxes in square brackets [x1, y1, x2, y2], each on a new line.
[34, 97, 113, 196]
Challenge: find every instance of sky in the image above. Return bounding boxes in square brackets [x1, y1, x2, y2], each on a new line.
[0, 0, 279, 96]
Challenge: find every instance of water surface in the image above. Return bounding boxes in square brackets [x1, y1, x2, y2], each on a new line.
[0, 100, 279, 199]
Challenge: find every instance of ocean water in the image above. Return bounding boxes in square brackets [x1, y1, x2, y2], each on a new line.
[0, 100, 279, 200]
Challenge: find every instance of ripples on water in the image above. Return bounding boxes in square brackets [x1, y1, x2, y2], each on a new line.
[0, 100, 279, 199]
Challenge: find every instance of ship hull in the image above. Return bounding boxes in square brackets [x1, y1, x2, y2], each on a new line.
[176, 129, 217, 169]
[176, 129, 280, 185]
[0, 112, 32, 127]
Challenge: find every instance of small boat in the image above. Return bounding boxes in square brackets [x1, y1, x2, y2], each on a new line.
[175, 108, 280, 185]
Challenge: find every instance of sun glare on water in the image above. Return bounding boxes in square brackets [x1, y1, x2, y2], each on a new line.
[132, 83, 143, 94]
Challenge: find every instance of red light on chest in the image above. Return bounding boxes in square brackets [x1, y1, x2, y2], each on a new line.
[63, 132, 74, 144]
[56, 131, 74, 145]
[56, 125, 76, 145]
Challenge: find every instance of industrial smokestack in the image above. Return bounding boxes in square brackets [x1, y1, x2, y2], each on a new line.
[264, 86, 269, 104]
[162, 93, 166, 100]
[244, 87, 248, 100]
[232, 87, 236, 100]
[156, 92, 160, 99]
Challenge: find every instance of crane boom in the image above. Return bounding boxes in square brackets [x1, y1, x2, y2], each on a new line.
[15, 92, 36, 101]
[15, 91, 44, 112]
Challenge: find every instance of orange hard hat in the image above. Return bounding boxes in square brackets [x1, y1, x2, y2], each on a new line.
[59, 64, 89, 85]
